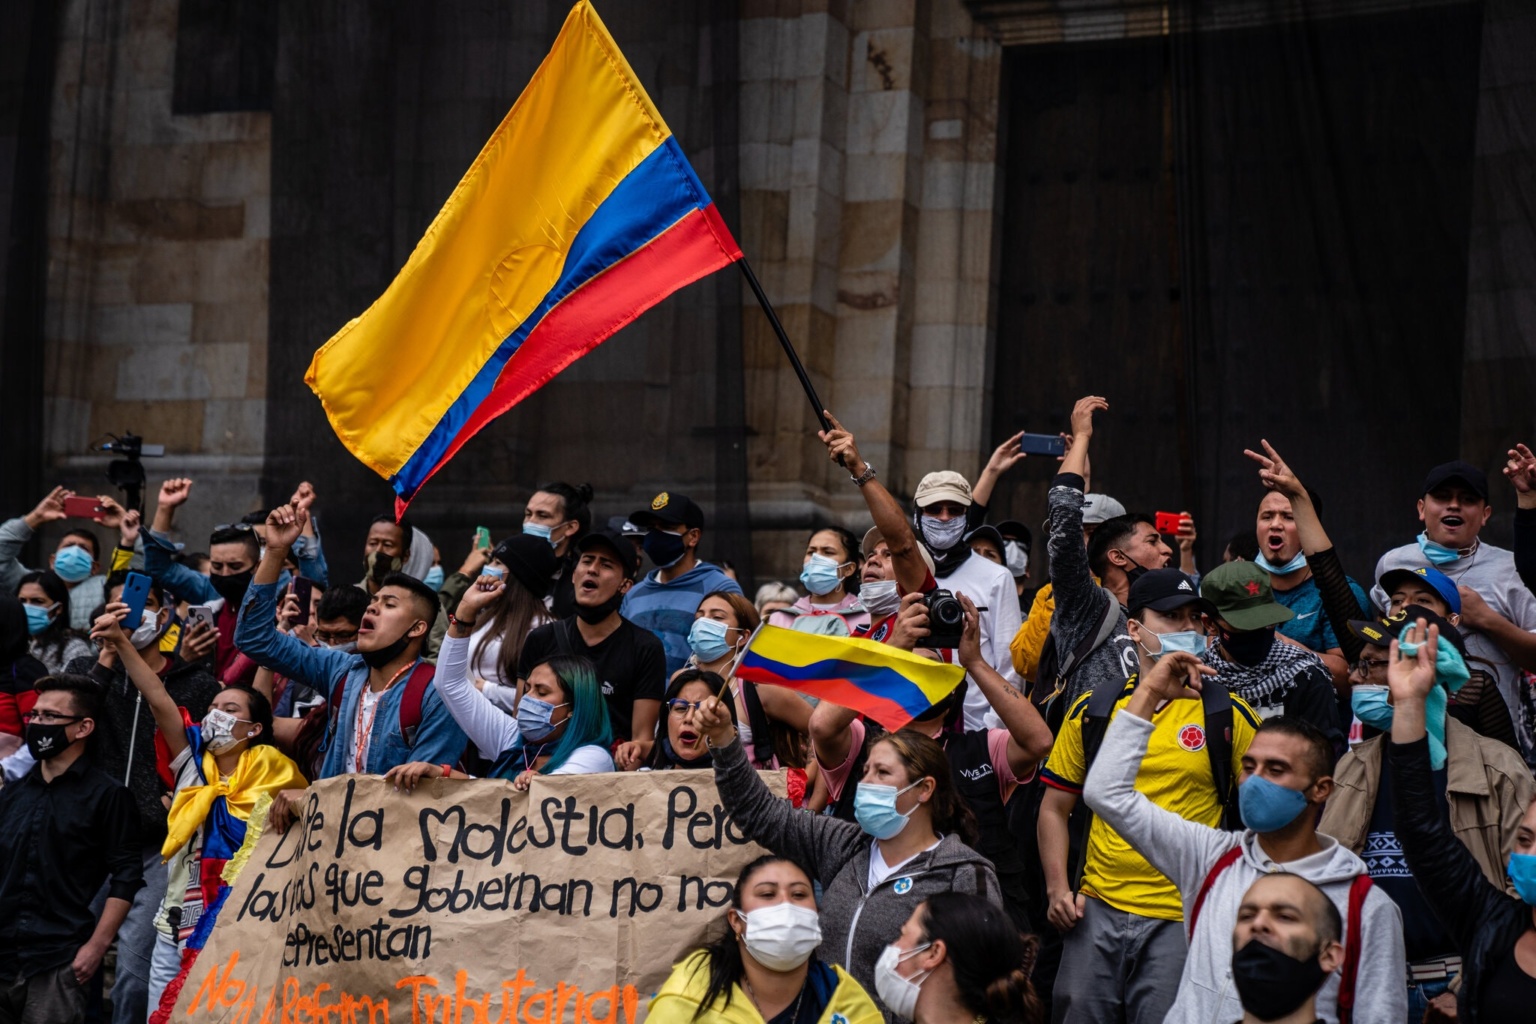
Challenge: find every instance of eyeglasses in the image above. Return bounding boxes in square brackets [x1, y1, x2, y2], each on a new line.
[666, 699, 706, 716]
[23, 710, 83, 725]
[1350, 657, 1390, 675]
[314, 629, 359, 645]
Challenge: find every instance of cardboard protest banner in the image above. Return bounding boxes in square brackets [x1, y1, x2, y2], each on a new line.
[170, 769, 786, 1024]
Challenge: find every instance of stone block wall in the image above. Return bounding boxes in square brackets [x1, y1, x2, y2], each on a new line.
[42, 0, 271, 549]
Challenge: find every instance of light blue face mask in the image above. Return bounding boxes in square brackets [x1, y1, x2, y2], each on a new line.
[1416, 532, 1461, 566]
[1238, 774, 1309, 833]
[1253, 550, 1308, 575]
[854, 779, 924, 840]
[1137, 627, 1206, 661]
[800, 554, 848, 596]
[1507, 852, 1536, 906]
[422, 565, 445, 591]
[688, 617, 737, 664]
[516, 695, 569, 743]
[1352, 675, 1450, 769]
[24, 603, 55, 636]
[52, 544, 94, 583]
[523, 522, 554, 544]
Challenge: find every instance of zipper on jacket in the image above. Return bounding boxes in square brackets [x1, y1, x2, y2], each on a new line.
[844, 867, 934, 968]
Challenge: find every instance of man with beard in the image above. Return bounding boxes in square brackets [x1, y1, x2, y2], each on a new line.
[1371, 460, 1536, 767]
[235, 503, 467, 830]
[518, 529, 665, 770]
[1228, 875, 1349, 1024]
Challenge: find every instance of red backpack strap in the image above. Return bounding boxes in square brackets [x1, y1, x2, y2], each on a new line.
[1188, 846, 1244, 939]
[1335, 874, 1373, 1024]
[398, 660, 436, 746]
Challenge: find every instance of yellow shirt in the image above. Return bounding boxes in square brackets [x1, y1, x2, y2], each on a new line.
[1010, 583, 1055, 681]
[1040, 678, 1259, 920]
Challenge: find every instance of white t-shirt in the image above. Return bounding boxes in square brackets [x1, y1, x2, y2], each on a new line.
[867, 837, 942, 890]
[936, 552, 1025, 729]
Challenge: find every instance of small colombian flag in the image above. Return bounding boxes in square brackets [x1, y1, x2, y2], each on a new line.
[305, 2, 743, 515]
[735, 625, 965, 733]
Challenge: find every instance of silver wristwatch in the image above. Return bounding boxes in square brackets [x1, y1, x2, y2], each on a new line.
[851, 463, 877, 486]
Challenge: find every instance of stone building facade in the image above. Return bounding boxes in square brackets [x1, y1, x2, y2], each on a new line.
[3, 0, 1533, 584]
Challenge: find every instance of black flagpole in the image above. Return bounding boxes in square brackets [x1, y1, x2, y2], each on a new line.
[739, 257, 832, 433]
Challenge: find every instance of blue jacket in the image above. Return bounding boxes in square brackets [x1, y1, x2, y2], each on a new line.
[234, 582, 467, 777]
[620, 561, 742, 676]
[142, 529, 325, 602]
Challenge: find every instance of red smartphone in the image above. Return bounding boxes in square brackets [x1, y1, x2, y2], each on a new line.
[1155, 511, 1183, 535]
[63, 496, 106, 520]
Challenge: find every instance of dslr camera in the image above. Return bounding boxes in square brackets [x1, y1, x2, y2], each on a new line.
[922, 589, 965, 649]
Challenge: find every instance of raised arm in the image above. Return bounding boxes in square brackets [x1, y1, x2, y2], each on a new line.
[1504, 444, 1536, 595]
[696, 694, 866, 885]
[289, 481, 330, 587]
[235, 504, 351, 689]
[437, 576, 521, 755]
[820, 411, 928, 595]
[958, 595, 1050, 772]
[142, 479, 220, 604]
[972, 432, 1025, 508]
[92, 605, 188, 760]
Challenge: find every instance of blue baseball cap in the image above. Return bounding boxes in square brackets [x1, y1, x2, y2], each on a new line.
[1378, 565, 1461, 615]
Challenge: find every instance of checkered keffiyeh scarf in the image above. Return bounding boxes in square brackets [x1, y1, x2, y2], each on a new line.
[1199, 636, 1323, 711]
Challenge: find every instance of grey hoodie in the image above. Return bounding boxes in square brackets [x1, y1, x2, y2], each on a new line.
[1046, 476, 1138, 712]
[1083, 710, 1407, 1024]
[712, 737, 1002, 1013]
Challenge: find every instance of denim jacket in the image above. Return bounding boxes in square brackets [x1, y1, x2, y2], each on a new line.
[235, 582, 467, 777]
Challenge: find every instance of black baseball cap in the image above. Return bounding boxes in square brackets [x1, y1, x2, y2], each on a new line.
[630, 491, 705, 531]
[576, 528, 640, 579]
[1348, 603, 1467, 659]
[1421, 460, 1488, 501]
[1128, 568, 1208, 615]
[997, 520, 1033, 547]
[490, 534, 559, 600]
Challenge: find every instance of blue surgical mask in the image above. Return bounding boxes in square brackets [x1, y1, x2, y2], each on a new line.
[523, 522, 554, 544]
[1139, 628, 1206, 660]
[853, 779, 924, 840]
[1253, 550, 1308, 575]
[1352, 681, 1449, 768]
[1350, 685, 1395, 732]
[24, 603, 55, 636]
[516, 695, 569, 743]
[1507, 852, 1536, 906]
[52, 545, 94, 583]
[1416, 532, 1461, 566]
[1238, 774, 1309, 833]
[422, 565, 445, 591]
[643, 529, 688, 570]
[688, 617, 736, 664]
[800, 554, 848, 596]
[920, 515, 967, 552]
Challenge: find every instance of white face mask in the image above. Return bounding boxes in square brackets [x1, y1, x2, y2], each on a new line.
[860, 579, 901, 619]
[1004, 539, 1029, 578]
[129, 609, 165, 651]
[874, 942, 933, 1020]
[200, 707, 248, 755]
[735, 902, 822, 971]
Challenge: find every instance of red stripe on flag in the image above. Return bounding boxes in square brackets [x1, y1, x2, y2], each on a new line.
[397, 205, 739, 512]
[735, 670, 918, 733]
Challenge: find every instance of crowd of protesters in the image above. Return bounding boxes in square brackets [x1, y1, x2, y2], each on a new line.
[4, 396, 1536, 1024]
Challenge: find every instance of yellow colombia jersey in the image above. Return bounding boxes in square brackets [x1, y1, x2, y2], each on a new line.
[1040, 677, 1259, 920]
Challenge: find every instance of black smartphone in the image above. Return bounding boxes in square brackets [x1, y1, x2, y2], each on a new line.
[289, 577, 316, 626]
[1018, 432, 1067, 457]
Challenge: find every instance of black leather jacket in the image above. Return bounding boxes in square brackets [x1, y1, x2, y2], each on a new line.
[1389, 736, 1533, 1024]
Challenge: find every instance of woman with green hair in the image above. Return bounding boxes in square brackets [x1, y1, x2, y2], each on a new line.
[385, 572, 614, 790]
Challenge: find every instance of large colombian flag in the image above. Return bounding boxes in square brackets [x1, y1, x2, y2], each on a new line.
[736, 625, 965, 732]
[305, 2, 742, 515]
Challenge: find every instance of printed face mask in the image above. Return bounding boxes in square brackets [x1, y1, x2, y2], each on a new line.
[25, 720, 77, 761]
[919, 516, 966, 552]
[201, 707, 249, 755]
[860, 580, 901, 619]
[735, 903, 822, 971]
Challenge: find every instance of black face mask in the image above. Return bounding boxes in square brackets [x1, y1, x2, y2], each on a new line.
[360, 622, 422, 669]
[642, 530, 688, 570]
[365, 551, 402, 584]
[1116, 552, 1148, 585]
[1220, 624, 1276, 667]
[25, 720, 77, 761]
[1230, 937, 1327, 1022]
[574, 590, 624, 624]
[662, 736, 711, 768]
[209, 569, 253, 607]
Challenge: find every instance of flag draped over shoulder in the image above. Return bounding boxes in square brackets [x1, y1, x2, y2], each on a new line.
[305, 1, 743, 515]
[735, 625, 965, 732]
